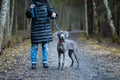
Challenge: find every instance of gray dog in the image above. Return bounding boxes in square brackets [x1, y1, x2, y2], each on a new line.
[54, 31, 79, 70]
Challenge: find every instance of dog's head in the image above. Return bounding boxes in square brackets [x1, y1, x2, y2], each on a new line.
[54, 31, 69, 42]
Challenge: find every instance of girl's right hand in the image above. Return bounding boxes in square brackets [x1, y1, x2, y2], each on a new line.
[30, 4, 36, 8]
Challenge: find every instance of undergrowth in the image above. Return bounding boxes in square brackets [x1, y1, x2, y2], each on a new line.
[0, 39, 31, 71]
[79, 34, 120, 57]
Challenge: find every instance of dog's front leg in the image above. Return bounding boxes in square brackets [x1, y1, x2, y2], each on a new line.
[61, 52, 65, 70]
[57, 52, 61, 69]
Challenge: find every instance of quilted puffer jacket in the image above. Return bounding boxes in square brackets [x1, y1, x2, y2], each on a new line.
[26, 0, 55, 44]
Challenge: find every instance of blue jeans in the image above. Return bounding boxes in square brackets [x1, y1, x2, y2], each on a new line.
[31, 42, 49, 64]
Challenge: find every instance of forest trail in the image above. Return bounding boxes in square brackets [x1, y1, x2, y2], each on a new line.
[0, 32, 120, 80]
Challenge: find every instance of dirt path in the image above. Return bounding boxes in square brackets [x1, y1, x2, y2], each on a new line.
[0, 33, 120, 80]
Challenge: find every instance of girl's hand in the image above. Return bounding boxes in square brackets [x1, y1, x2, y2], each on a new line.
[30, 4, 36, 8]
[51, 12, 56, 18]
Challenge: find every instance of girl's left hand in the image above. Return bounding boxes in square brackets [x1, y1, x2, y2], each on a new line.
[51, 12, 56, 18]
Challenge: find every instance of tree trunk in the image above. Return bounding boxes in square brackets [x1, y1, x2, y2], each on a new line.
[103, 0, 115, 34]
[59, 6, 64, 28]
[87, 0, 94, 34]
[103, 0, 120, 42]
[9, 0, 15, 41]
[0, 0, 10, 51]
[4, 3, 10, 47]
[24, 0, 27, 40]
[15, 13, 18, 43]
[67, 8, 70, 31]
[85, 0, 89, 37]
[93, 0, 102, 42]
[4, 0, 13, 47]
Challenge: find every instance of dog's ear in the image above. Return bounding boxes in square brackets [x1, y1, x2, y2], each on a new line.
[64, 31, 69, 38]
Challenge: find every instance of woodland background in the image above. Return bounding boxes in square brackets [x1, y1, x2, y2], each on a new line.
[0, 0, 120, 52]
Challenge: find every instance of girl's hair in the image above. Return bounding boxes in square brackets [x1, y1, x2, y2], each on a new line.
[32, 0, 47, 4]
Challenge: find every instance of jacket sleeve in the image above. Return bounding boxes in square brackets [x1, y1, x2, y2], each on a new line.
[26, 1, 35, 19]
[25, 7, 32, 18]
[46, 1, 58, 19]
[46, 1, 54, 17]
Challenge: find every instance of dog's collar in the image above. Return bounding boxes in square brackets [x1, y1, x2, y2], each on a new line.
[58, 41, 64, 45]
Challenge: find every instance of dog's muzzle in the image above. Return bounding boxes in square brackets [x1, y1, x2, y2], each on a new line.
[59, 36, 65, 42]
[59, 33, 65, 41]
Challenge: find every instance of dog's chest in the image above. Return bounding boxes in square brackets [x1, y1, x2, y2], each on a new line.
[57, 44, 65, 53]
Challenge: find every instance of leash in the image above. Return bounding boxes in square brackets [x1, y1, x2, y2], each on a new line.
[54, 19, 61, 31]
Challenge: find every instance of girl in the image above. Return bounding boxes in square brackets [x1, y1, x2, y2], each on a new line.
[26, 0, 57, 69]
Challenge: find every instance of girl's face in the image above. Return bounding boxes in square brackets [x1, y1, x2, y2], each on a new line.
[37, 0, 42, 1]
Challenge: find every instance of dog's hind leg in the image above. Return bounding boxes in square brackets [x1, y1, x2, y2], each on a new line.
[68, 49, 74, 67]
[73, 50, 79, 69]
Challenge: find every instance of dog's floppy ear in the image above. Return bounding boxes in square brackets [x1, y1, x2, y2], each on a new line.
[64, 31, 69, 38]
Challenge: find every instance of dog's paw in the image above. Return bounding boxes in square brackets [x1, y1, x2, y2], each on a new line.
[61, 67, 64, 70]
[70, 64, 73, 67]
[75, 66, 80, 70]
[57, 67, 60, 69]
[57, 65, 61, 69]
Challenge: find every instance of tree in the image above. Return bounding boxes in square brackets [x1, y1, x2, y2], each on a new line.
[9, 0, 15, 42]
[103, 0, 115, 34]
[85, 0, 89, 37]
[103, 0, 120, 42]
[93, 0, 103, 42]
[0, 0, 10, 51]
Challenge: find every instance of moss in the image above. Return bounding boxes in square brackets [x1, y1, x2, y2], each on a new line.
[85, 38, 120, 54]
[90, 43, 120, 54]
[112, 33, 120, 43]
[107, 48, 120, 54]
[90, 44, 102, 49]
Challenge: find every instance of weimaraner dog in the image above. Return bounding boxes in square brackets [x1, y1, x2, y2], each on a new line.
[54, 31, 79, 70]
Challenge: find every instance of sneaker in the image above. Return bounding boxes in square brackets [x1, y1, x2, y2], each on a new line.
[43, 63, 49, 68]
[31, 63, 37, 69]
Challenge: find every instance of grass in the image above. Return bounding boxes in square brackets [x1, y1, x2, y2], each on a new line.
[107, 47, 120, 53]
[0, 39, 31, 70]
[79, 35, 120, 56]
